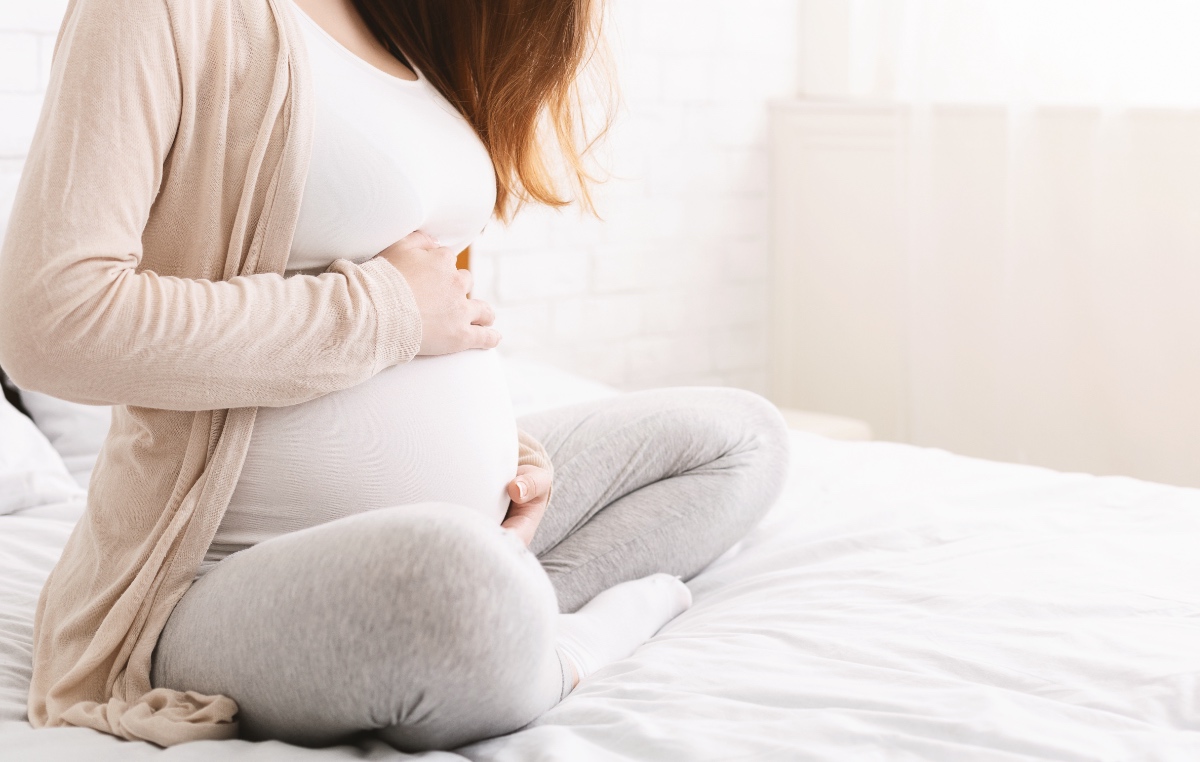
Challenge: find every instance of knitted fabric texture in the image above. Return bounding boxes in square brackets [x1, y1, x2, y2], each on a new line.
[0, 0, 552, 745]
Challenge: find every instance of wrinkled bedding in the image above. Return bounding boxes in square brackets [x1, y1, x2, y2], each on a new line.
[3, 413, 1200, 760]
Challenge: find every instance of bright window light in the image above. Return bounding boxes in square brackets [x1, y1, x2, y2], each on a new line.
[842, 0, 1200, 106]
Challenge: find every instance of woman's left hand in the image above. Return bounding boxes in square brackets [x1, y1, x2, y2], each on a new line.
[502, 465, 552, 547]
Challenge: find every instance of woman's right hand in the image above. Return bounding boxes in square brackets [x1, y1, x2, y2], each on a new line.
[376, 231, 501, 356]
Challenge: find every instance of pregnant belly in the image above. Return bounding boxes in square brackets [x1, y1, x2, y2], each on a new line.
[214, 348, 518, 552]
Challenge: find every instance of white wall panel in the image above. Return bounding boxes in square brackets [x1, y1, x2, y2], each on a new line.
[770, 100, 1200, 487]
[769, 104, 908, 440]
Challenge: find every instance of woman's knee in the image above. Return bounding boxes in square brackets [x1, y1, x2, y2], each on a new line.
[713, 387, 790, 507]
[156, 504, 561, 749]
[328, 504, 560, 665]
[652, 386, 789, 479]
[716, 387, 791, 470]
[355, 505, 562, 751]
[362, 503, 558, 606]
[654, 387, 791, 527]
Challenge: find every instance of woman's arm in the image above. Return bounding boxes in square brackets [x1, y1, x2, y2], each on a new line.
[0, 0, 429, 411]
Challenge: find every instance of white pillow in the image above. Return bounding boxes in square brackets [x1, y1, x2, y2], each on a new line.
[0, 397, 85, 515]
[17, 389, 112, 489]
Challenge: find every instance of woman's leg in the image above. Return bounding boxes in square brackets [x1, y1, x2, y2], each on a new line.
[151, 503, 569, 752]
[518, 386, 790, 613]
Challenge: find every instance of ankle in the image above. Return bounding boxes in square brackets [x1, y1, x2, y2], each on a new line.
[555, 644, 582, 700]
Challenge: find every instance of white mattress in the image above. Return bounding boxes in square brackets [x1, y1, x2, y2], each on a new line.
[4, 377, 1200, 759]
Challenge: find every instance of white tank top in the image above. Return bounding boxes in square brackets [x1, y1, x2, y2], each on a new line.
[202, 3, 517, 572]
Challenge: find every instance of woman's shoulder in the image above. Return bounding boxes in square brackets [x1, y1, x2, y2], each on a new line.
[66, 0, 285, 54]
[55, 0, 293, 119]
[161, 0, 284, 31]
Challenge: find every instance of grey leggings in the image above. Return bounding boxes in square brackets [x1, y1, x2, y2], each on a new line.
[151, 386, 790, 751]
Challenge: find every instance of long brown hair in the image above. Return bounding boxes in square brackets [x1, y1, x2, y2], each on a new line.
[350, 0, 614, 222]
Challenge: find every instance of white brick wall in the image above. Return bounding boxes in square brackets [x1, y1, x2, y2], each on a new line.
[0, 0, 68, 234]
[0, 0, 799, 394]
[473, 0, 799, 392]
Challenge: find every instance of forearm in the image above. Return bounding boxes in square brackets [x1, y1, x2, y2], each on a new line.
[0, 253, 421, 410]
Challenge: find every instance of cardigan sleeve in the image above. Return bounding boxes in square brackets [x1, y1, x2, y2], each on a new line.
[517, 428, 553, 475]
[0, 0, 423, 411]
[517, 428, 554, 509]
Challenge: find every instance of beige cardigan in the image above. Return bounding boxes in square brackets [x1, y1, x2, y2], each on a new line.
[0, 0, 553, 746]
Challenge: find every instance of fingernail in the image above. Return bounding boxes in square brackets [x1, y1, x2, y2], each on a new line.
[517, 480, 528, 499]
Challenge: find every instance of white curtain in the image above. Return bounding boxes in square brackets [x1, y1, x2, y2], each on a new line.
[800, 0, 1200, 487]
[841, 0, 1200, 107]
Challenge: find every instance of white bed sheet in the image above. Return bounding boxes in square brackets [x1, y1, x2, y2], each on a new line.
[4, 404, 1200, 759]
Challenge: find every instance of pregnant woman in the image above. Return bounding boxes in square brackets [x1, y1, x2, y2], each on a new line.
[0, 0, 789, 752]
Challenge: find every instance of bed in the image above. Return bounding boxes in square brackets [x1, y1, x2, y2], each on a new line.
[2, 356, 1200, 761]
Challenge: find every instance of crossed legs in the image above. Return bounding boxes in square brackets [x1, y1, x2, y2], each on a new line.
[151, 386, 790, 751]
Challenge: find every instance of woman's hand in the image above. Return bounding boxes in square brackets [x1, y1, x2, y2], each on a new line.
[502, 465, 552, 547]
[376, 231, 500, 356]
